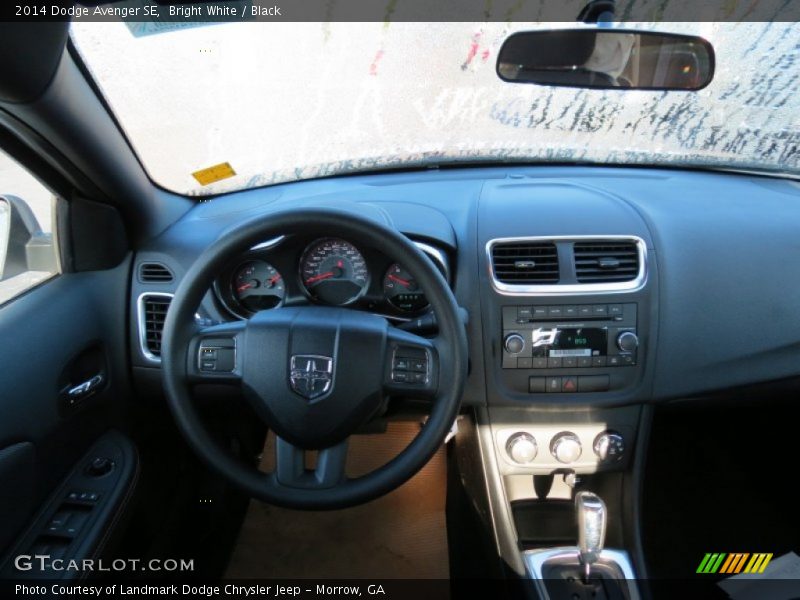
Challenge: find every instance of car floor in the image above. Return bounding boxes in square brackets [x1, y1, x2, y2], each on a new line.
[642, 394, 800, 598]
[224, 421, 449, 579]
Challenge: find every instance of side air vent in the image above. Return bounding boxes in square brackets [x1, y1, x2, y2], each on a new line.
[139, 262, 174, 283]
[491, 241, 559, 284]
[139, 294, 172, 361]
[574, 241, 640, 283]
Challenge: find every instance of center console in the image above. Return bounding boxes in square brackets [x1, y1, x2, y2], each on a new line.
[464, 180, 658, 584]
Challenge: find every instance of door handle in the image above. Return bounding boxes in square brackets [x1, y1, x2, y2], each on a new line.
[66, 374, 104, 401]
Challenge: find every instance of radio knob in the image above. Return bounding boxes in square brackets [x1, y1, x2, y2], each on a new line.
[616, 331, 639, 353]
[594, 431, 625, 463]
[504, 333, 526, 354]
[550, 432, 582, 464]
[506, 433, 538, 464]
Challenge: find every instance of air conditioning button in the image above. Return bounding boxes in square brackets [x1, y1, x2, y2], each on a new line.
[551, 432, 582, 464]
[594, 431, 625, 463]
[506, 433, 538, 464]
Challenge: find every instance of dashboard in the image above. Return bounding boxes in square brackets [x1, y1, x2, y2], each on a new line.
[212, 235, 450, 320]
[129, 164, 800, 408]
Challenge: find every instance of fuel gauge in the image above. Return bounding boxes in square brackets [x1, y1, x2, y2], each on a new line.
[383, 263, 429, 313]
[232, 260, 285, 314]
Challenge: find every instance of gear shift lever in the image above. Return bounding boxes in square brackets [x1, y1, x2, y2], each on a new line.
[575, 491, 607, 582]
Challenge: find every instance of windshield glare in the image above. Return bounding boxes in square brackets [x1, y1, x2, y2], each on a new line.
[70, 21, 800, 195]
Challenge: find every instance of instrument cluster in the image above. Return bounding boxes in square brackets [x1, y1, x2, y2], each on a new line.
[214, 236, 450, 320]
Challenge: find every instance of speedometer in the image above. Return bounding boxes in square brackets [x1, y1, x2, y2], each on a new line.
[299, 238, 369, 306]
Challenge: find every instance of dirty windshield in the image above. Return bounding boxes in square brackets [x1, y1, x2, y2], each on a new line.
[70, 21, 800, 195]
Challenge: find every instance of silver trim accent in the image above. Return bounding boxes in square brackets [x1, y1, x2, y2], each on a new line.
[413, 241, 451, 283]
[250, 235, 286, 251]
[523, 547, 640, 600]
[486, 235, 647, 296]
[137, 292, 174, 364]
[67, 374, 104, 399]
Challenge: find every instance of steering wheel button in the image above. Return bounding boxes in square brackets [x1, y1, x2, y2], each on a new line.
[200, 360, 216, 371]
[410, 359, 427, 372]
[411, 372, 426, 384]
[201, 347, 217, 359]
[394, 358, 410, 371]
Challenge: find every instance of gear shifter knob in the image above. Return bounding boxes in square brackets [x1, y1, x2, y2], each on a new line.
[575, 491, 607, 581]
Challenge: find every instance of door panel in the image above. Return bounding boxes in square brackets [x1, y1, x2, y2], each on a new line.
[0, 258, 133, 556]
[0, 442, 35, 551]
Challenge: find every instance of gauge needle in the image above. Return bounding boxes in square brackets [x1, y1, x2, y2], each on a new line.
[389, 274, 411, 288]
[237, 283, 255, 292]
[305, 271, 334, 285]
[267, 274, 281, 285]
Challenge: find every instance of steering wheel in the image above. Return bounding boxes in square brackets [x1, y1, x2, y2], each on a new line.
[161, 207, 468, 509]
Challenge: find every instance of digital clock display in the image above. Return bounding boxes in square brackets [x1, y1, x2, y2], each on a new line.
[531, 328, 607, 358]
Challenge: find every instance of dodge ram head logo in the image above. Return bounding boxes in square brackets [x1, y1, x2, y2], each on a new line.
[289, 355, 333, 400]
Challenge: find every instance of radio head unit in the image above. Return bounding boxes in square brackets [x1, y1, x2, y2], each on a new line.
[501, 303, 640, 394]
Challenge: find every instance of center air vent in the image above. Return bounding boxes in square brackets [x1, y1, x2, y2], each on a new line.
[574, 241, 640, 283]
[140, 294, 172, 360]
[139, 262, 174, 283]
[491, 241, 559, 284]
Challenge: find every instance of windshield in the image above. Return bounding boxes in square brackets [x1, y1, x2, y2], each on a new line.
[71, 21, 800, 195]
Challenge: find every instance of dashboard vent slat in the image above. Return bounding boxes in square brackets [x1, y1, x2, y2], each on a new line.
[491, 242, 559, 284]
[142, 296, 172, 358]
[139, 262, 174, 283]
[574, 242, 640, 284]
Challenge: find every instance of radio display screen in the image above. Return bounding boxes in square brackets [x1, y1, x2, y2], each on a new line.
[532, 327, 607, 357]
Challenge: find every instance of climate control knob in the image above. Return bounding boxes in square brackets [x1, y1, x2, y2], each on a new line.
[504, 333, 526, 354]
[506, 433, 538, 464]
[550, 432, 582, 464]
[616, 331, 639, 353]
[594, 431, 625, 463]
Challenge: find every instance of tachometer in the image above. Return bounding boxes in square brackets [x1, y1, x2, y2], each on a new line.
[383, 263, 429, 313]
[232, 260, 285, 313]
[300, 238, 369, 306]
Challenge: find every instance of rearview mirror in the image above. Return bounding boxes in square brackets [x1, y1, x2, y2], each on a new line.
[497, 29, 714, 90]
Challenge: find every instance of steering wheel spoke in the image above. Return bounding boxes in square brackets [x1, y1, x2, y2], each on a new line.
[274, 436, 348, 489]
[383, 327, 439, 399]
[185, 320, 246, 385]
